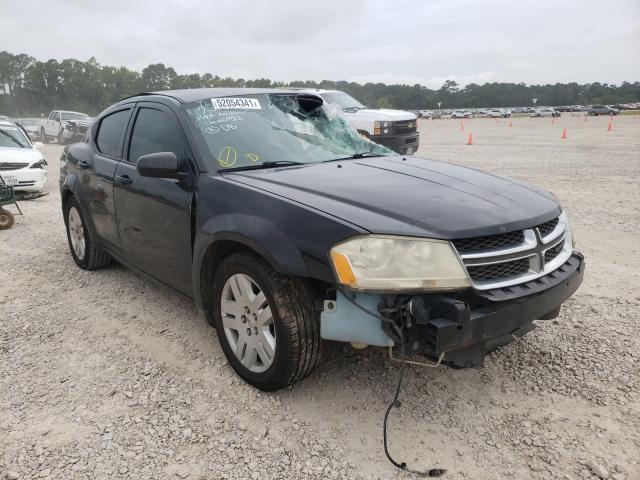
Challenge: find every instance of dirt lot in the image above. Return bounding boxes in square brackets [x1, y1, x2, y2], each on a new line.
[1, 114, 639, 480]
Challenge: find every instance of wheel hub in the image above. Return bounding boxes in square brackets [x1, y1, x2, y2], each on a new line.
[220, 273, 276, 373]
[68, 207, 86, 259]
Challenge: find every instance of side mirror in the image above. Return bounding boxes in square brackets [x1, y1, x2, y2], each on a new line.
[136, 152, 182, 179]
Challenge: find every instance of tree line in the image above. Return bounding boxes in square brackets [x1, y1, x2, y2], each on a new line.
[1, 51, 638, 117]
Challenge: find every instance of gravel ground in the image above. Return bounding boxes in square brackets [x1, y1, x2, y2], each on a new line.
[1, 114, 639, 480]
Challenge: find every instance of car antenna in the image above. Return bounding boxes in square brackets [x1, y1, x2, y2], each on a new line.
[337, 287, 447, 477]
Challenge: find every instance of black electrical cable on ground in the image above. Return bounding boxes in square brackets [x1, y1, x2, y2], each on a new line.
[337, 287, 446, 477]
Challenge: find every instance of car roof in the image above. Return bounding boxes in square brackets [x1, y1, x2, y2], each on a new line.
[127, 88, 300, 104]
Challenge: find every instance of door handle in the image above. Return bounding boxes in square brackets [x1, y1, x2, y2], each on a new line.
[77, 160, 89, 169]
[115, 174, 133, 186]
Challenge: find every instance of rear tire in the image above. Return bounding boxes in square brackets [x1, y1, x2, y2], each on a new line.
[0, 208, 15, 230]
[211, 251, 320, 391]
[64, 197, 111, 270]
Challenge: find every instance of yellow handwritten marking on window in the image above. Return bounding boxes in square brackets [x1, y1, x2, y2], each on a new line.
[218, 146, 237, 167]
[245, 153, 260, 163]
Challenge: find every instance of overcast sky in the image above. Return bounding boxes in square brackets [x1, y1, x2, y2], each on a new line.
[2, 0, 639, 88]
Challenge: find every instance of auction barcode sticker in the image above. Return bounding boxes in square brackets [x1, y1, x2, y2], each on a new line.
[211, 97, 261, 110]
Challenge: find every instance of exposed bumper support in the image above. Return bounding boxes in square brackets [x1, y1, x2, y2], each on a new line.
[320, 252, 585, 368]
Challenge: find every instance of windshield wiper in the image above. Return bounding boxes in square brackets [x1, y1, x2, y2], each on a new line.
[324, 152, 387, 162]
[219, 160, 305, 173]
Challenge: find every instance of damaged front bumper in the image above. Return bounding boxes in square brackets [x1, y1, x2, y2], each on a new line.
[321, 252, 584, 368]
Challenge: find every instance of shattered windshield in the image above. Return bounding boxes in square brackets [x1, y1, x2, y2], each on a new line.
[320, 92, 365, 110]
[185, 94, 391, 171]
[0, 125, 30, 148]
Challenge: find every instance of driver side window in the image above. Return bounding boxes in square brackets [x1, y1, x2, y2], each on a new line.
[128, 107, 183, 164]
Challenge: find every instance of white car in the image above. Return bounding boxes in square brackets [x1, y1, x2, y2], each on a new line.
[0, 120, 48, 192]
[531, 108, 560, 118]
[298, 89, 420, 155]
[451, 110, 473, 119]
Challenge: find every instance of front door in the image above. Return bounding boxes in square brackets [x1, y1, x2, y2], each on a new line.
[113, 103, 195, 295]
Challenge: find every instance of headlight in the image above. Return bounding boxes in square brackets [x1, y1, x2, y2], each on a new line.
[30, 159, 48, 169]
[373, 121, 391, 136]
[330, 235, 470, 292]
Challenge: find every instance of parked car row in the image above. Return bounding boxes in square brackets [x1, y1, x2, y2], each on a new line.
[413, 108, 513, 119]
[411, 102, 638, 119]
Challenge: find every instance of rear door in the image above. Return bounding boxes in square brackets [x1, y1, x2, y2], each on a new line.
[113, 103, 195, 294]
[76, 106, 133, 251]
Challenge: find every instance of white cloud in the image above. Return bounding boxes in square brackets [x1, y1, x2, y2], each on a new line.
[1, 0, 638, 88]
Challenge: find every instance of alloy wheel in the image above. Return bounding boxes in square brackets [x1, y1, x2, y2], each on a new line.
[220, 273, 276, 373]
[68, 207, 86, 259]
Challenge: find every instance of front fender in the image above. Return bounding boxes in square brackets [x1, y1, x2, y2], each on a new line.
[192, 213, 310, 311]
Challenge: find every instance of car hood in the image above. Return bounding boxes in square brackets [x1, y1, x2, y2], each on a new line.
[346, 108, 416, 122]
[0, 147, 42, 165]
[224, 156, 562, 239]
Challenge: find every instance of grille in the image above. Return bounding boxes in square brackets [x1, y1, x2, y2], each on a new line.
[467, 258, 530, 281]
[544, 239, 564, 263]
[453, 230, 524, 253]
[393, 120, 417, 135]
[537, 218, 559, 237]
[0, 163, 28, 171]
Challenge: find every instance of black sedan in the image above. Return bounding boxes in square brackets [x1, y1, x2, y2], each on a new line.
[59, 89, 584, 390]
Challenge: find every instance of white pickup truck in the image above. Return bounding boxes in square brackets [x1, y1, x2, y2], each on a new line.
[39, 110, 93, 144]
[299, 89, 419, 155]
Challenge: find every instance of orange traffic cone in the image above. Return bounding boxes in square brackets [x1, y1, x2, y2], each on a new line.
[561, 128, 567, 140]
[466, 132, 473, 145]
[460, 120, 464, 131]
[508, 120, 513, 128]
[607, 120, 613, 131]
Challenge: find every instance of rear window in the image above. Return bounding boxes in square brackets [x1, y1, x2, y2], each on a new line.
[95, 109, 131, 158]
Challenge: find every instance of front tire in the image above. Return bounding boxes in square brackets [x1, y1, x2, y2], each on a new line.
[64, 197, 111, 270]
[211, 251, 320, 391]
